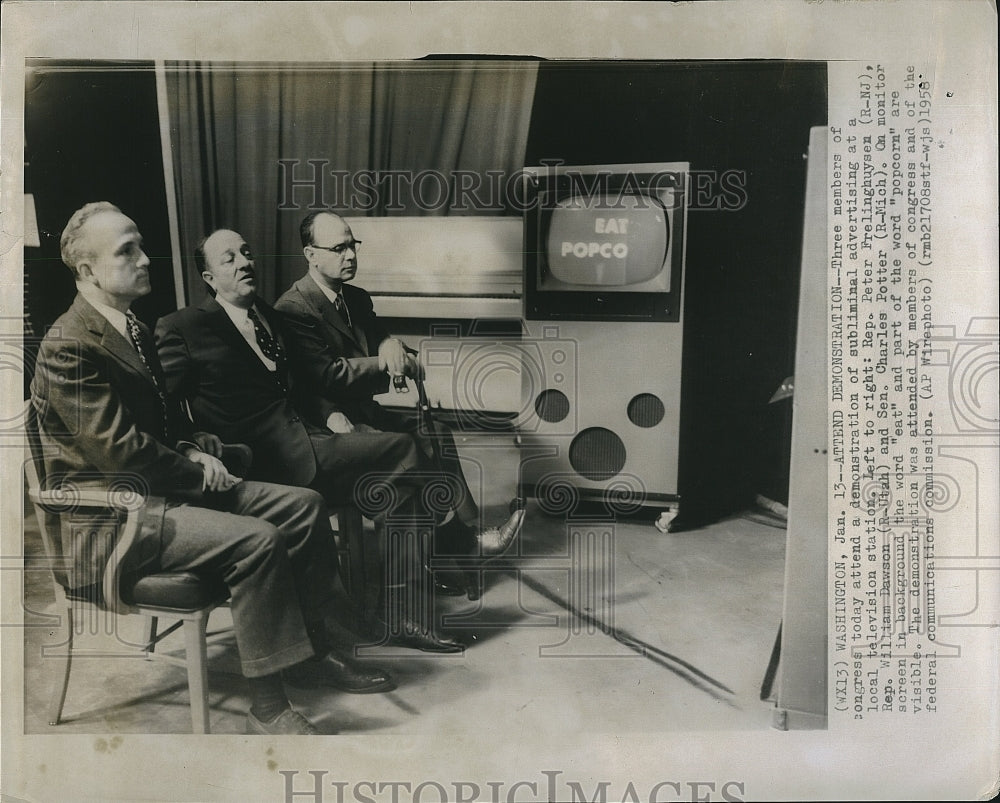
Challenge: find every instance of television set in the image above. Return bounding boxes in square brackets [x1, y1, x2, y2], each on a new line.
[522, 162, 688, 322]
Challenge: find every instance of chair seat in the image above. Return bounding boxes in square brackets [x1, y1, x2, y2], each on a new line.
[124, 572, 229, 611]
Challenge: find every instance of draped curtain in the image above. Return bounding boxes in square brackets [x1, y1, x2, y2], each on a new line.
[165, 61, 537, 305]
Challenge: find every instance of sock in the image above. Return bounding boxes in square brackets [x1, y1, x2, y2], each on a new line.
[305, 621, 331, 659]
[435, 516, 475, 556]
[249, 673, 289, 722]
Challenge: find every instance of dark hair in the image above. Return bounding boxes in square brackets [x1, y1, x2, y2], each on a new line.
[299, 211, 321, 248]
[194, 235, 209, 274]
[299, 210, 348, 249]
[194, 233, 217, 296]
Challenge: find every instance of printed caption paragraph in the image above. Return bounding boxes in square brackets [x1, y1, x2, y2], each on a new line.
[830, 64, 939, 720]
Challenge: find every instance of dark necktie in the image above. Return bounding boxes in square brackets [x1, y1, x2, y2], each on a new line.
[332, 293, 352, 328]
[247, 307, 285, 363]
[125, 310, 169, 434]
[246, 307, 287, 391]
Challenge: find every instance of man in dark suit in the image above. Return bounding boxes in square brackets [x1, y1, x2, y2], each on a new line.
[274, 211, 524, 598]
[155, 228, 514, 651]
[31, 202, 393, 736]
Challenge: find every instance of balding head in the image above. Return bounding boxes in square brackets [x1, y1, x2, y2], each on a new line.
[301, 211, 361, 289]
[300, 210, 349, 249]
[60, 201, 123, 277]
[60, 202, 151, 310]
[198, 228, 258, 308]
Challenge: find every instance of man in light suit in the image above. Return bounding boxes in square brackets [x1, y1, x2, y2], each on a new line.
[274, 211, 524, 598]
[155, 228, 518, 651]
[30, 202, 393, 736]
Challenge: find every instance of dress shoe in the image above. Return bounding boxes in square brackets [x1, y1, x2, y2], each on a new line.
[462, 568, 482, 601]
[246, 707, 322, 735]
[423, 565, 466, 596]
[474, 506, 525, 558]
[434, 576, 466, 596]
[283, 652, 396, 693]
[374, 617, 464, 653]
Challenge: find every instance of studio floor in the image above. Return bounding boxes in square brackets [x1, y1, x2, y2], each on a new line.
[20, 436, 789, 736]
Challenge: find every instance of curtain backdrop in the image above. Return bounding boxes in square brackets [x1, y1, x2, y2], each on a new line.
[165, 61, 537, 305]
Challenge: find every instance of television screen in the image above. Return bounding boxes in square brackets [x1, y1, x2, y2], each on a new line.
[524, 163, 687, 322]
[541, 193, 671, 292]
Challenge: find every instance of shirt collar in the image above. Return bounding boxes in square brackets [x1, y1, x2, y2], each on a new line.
[87, 297, 130, 339]
[215, 294, 258, 325]
[308, 271, 344, 306]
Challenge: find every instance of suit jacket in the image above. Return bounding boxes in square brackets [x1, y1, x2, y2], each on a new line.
[274, 276, 395, 428]
[154, 296, 325, 488]
[30, 294, 205, 590]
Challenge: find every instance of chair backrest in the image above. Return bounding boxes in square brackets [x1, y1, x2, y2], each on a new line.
[23, 400, 146, 613]
[24, 401, 73, 596]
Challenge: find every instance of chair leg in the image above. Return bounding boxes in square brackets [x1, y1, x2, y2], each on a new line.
[48, 602, 74, 726]
[142, 615, 159, 655]
[183, 616, 211, 734]
[341, 507, 370, 621]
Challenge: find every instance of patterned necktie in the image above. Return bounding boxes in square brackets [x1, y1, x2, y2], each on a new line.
[246, 307, 287, 392]
[125, 310, 169, 433]
[247, 307, 285, 363]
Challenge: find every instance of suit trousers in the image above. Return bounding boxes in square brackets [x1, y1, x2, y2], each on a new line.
[356, 407, 480, 554]
[307, 429, 471, 624]
[154, 481, 338, 678]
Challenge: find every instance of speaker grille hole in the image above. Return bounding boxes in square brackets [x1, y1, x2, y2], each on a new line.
[569, 427, 626, 481]
[627, 393, 665, 428]
[535, 389, 570, 423]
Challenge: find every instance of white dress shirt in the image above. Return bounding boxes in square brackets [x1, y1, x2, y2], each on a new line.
[308, 273, 350, 323]
[215, 295, 277, 371]
[88, 298, 130, 340]
[85, 296, 202, 463]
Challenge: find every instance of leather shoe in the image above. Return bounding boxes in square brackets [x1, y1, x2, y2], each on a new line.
[424, 566, 466, 596]
[434, 577, 465, 596]
[283, 652, 396, 693]
[375, 618, 464, 653]
[474, 506, 525, 558]
[246, 708, 323, 735]
[462, 568, 482, 601]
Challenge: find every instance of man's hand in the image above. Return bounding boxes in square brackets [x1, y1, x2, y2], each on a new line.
[191, 431, 224, 458]
[377, 338, 409, 377]
[401, 352, 424, 381]
[326, 411, 356, 433]
[187, 451, 241, 492]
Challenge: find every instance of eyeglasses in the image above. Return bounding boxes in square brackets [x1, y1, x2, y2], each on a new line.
[311, 239, 362, 256]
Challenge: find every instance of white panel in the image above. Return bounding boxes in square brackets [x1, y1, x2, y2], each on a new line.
[774, 126, 828, 728]
[347, 216, 522, 299]
[518, 319, 684, 500]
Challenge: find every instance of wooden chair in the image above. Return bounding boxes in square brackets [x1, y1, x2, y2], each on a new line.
[24, 404, 245, 734]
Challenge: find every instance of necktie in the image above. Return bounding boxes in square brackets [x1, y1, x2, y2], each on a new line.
[125, 310, 169, 434]
[332, 293, 352, 328]
[247, 307, 285, 363]
[246, 307, 287, 392]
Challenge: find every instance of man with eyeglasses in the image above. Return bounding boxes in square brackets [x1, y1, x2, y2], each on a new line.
[274, 212, 524, 602]
[155, 225, 519, 653]
[32, 202, 390, 735]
